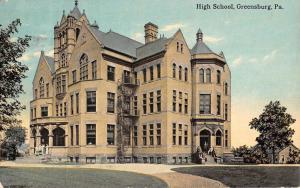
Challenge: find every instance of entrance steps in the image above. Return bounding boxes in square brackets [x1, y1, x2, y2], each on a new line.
[205, 154, 217, 164]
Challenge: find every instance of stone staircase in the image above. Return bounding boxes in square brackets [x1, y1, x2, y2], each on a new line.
[205, 154, 217, 164]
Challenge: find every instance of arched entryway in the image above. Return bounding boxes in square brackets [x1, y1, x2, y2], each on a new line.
[53, 127, 65, 146]
[200, 129, 211, 152]
[40, 128, 49, 146]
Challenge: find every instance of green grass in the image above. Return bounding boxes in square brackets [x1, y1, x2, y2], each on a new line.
[173, 166, 300, 187]
[0, 167, 167, 188]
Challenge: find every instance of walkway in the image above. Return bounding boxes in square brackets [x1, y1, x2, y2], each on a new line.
[0, 161, 225, 188]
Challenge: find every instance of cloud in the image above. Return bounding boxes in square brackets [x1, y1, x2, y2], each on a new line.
[17, 49, 53, 62]
[262, 49, 277, 63]
[161, 23, 185, 32]
[132, 32, 144, 43]
[31, 34, 48, 45]
[204, 35, 224, 44]
[232, 57, 242, 66]
[232, 49, 279, 67]
[0, 0, 8, 3]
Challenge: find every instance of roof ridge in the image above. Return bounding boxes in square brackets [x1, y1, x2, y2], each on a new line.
[106, 30, 143, 45]
[136, 37, 168, 49]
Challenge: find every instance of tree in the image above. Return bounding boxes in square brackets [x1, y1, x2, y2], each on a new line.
[249, 101, 296, 164]
[0, 19, 31, 131]
[1, 126, 25, 160]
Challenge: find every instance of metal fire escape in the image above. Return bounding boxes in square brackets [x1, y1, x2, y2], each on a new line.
[116, 71, 139, 163]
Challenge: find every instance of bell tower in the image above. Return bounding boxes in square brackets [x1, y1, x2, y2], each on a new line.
[54, 0, 84, 71]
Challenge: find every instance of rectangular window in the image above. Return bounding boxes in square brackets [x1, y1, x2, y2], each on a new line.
[225, 130, 228, 147]
[217, 95, 221, 115]
[149, 124, 154, 145]
[56, 76, 61, 94]
[33, 108, 36, 118]
[76, 93, 79, 114]
[30, 108, 33, 120]
[91, 61, 97, 80]
[150, 66, 154, 81]
[143, 68, 147, 83]
[80, 64, 88, 81]
[61, 75, 66, 93]
[75, 125, 79, 145]
[143, 125, 147, 146]
[157, 90, 161, 112]
[46, 83, 49, 97]
[184, 93, 188, 114]
[70, 126, 74, 146]
[86, 91, 96, 112]
[107, 66, 115, 81]
[200, 94, 211, 114]
[107, 124, 115, 145]
[86, 124, 96, 145]
[179, 92, 182, 113]
[70, 95, 74, 115]
[172, 90, 176, 112]
[41, 106, 48, 117]
[176, 42, 179, 52]
[157, 64, 161, 79]
[149, 92, 154, 113]
[64, 102, 67, 116]
[180, 44, 183, 53]
[133, 96, 138, 116]
[184, 125, 188, 145]
[107, 92, 115, 113]
[157, 123, 161, 145]
[72, 70, 77, 83]
[143, 93, 147, 114]
[35, 89, 38, 99]
[172, 123, 176, 145]
[178, 124, 182, 145]
[60, 103, 63, 116]
[133, 126, 138, 146]
[123, 70, 130, 83]
[225, 103, 228, 121]
[56, 104, 59, 116]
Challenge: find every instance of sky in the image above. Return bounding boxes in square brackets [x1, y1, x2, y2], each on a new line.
[0, 0, 299, 148]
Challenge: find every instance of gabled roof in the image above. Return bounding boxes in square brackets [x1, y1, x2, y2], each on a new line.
[136, 37, 170, 61]
[44, 56, 55, 73]
[190, 41, 213, 55]
[89, 26, 143, 58]
[68, 6, 81, 19]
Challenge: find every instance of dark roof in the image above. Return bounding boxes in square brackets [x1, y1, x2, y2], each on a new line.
[136, 37, 170, 60]
[68, 6, 81, 19]
[89, 26, 143, 58]
[190, 41, 213, 55]
[44, 56, 55, 73]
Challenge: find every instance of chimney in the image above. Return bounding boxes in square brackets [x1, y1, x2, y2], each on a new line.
[144, 22, 158, 44]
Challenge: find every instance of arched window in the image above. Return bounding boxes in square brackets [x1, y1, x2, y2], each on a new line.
[40, 128, 49, 146]
[172, 63, 176, 78]
[225, 83, 228, 95]
[216, 130, 222, 146]
[217, 70, 221, 84]
[53, 127, 65, 146]
[184, 68, 188, 81]
[200, 69, 204, 83]
[76, 28, 80, 41]
[39, 77, 44, 98]
[179, 66, 182, 80]
[80, 54, 88, 80]
[206, 68, 211, 83]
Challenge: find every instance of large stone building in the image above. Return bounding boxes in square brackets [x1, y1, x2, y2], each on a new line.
[29, 2, 231, 164]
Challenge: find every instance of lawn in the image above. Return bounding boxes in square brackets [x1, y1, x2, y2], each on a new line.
[0, 167, 167, 188]
[173, 166, 300, 187]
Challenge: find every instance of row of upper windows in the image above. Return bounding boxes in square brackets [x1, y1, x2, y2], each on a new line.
[142, 90, 161, 114]
[172, 64, 188, 81]
[172, 123, 189, 145]
[35, 77, 49, 99]
[142, 64, 161, 83]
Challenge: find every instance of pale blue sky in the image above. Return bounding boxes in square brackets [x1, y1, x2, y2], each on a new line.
[1, 0, 299, 147]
